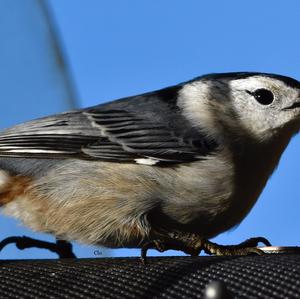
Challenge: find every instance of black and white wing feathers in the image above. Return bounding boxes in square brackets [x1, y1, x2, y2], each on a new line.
[0, 87, 218, 165]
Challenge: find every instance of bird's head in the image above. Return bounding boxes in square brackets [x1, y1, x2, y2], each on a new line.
[178, 72, 300, 142]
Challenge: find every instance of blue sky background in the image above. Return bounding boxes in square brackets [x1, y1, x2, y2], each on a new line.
[0, 0, 299, 258]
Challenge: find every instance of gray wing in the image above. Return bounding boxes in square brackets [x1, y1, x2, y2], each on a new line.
[0, 90, 218, 164]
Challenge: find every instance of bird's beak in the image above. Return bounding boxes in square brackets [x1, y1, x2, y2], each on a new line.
[283, 97, 300, 110]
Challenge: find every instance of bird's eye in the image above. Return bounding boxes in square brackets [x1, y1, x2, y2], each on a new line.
[246, 88, 274, 105]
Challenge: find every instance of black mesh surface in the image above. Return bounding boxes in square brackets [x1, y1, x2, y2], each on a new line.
[0, 254, 299, 298]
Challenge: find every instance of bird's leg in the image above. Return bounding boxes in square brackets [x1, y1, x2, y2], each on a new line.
[140, 232, 271, 263]
[169, 232, 271, 256]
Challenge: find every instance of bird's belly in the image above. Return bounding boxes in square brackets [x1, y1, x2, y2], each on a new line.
[0, 149, 276, 246]
[155, 154, 272, 238]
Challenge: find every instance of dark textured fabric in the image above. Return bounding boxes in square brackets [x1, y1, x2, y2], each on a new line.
[0, 254, 299, 298]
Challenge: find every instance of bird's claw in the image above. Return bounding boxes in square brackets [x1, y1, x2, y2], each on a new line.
[141, 239, 166, 264]
[140, 232, 271, 262]
[174, 232, 271, 256]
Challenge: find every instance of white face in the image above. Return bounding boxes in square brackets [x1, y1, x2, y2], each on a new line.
[178, 75, 300, 141]
[229, 76, 300, 138]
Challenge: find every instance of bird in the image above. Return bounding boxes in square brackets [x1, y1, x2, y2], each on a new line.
[0, 72, 299, 259]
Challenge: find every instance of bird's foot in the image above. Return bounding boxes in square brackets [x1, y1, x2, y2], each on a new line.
[169, 232, 271, 256]
[140, 232, 271, 263]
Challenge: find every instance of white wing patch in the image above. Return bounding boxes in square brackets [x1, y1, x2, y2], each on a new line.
[0, 148, 73, 154]
[134, 158, 159, 165]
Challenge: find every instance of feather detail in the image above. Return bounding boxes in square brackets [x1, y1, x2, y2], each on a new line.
[0, 87, 218, 164]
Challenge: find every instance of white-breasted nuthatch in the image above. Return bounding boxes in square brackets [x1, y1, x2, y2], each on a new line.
[0, 72, 299, 257]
